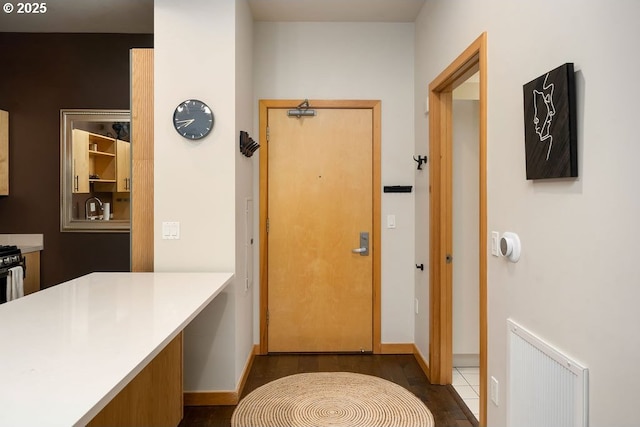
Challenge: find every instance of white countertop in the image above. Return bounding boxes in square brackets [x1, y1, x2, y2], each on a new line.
[0, 272, 233, 427]
[0, 233, 44, 252]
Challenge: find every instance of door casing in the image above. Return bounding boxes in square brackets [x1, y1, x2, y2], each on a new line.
[258, 99, 381, 355]
[428, 33, 487, 426]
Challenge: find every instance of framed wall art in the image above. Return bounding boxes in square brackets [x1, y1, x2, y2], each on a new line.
[523, 63, 577, 179]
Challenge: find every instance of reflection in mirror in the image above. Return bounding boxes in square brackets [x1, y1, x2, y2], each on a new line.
[60, 109, 131, 232]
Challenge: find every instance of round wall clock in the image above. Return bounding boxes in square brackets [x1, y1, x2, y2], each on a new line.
[173, 99, 214, 140]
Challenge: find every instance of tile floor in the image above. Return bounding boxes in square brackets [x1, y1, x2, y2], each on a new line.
[452, 366, 480, 420]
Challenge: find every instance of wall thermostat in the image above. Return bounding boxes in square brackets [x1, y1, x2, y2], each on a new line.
[500, 232, 521, 262]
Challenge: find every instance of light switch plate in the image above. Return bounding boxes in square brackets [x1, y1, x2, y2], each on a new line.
[491, 231, 500, 256]
[162, 221, 180, 240]
[387, 214, 396, 229]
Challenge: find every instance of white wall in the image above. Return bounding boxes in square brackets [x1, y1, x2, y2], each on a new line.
[452, 99, 479, 360]
[155, 0, 253, 392]
[416, 1, 640, 425]
[253, 22, 416, 344]
[234, 0, 255, 381]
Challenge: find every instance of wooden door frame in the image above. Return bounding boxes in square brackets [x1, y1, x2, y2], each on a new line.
[258, 99, 381, 355]
[428, 33, 487, 426]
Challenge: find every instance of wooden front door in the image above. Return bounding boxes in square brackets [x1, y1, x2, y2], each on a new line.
[266, 106, 374, 353]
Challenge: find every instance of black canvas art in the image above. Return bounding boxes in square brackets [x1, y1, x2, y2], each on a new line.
[523, 63, 577, 179]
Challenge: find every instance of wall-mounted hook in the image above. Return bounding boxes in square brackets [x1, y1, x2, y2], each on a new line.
[413, 155, 428, 170]
[416, 264, 424, 271]
[239, 130, 260, 158]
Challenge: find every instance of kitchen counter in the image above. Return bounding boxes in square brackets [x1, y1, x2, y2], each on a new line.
[0, 233, 44, 252]
[0, 271, 233, 427]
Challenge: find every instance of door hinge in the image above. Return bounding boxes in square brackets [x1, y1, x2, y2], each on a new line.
[266, 309, 270, 325]
[266, 218, 270, 233]
[266, 126, 270, 142]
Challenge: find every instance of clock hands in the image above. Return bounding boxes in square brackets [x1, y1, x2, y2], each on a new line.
[174, 118, 195, 129]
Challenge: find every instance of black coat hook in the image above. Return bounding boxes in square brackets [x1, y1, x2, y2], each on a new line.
[239, 131, 260, 158]
[413, 155, 428, 170]
[416, 264, 424, 271]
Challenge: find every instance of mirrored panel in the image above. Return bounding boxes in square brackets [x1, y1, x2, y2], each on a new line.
[60, 109, 131, 232]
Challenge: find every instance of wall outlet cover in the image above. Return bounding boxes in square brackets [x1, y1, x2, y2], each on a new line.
[491, 376, 499, 406]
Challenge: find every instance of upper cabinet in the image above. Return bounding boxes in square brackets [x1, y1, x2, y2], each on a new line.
[72, 129, 90, 193]
[0, 110, 8, 196]
[72, 129, 118, 194]
[116, 140, 131, 193]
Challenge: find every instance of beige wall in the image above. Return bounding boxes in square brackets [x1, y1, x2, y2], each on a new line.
[154, 0, 254, 392]
[252, 21, 416, 344]
[234, 0, 255, 383]
[415, 1, 640, 425]
[452, 99, 480, 359]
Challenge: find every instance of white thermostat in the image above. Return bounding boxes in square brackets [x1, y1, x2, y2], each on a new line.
[499, 232, 521, 262]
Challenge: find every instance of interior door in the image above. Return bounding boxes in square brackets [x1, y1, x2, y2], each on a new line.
[267, 107, 373, 353]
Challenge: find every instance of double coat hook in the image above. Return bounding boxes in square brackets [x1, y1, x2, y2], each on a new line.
[413, 155, 428, 170]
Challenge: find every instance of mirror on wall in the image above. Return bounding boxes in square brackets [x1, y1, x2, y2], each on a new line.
[60, 109, 131, 232]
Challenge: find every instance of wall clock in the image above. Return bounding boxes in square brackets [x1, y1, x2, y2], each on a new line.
[173, 99, 214, 140]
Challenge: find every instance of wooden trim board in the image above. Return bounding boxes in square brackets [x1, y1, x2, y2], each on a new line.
[130, 48, 154, 272]
[379, 343, 415, 354]
[184, 344, 258, 406]
[428, 32, 487, 426]
[0, 109, 8, 195]
[412, 344, 431, 383]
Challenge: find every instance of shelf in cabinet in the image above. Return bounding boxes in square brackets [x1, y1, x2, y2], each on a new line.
[90, 179, 116, 183]
[89, 150, 116, 157]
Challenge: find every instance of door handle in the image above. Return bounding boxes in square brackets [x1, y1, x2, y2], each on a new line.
[352, 232, 369, 256]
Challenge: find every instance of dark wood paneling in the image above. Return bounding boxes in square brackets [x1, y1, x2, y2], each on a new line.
[0, 33, 153, 287]
[179, 354, 475, 427]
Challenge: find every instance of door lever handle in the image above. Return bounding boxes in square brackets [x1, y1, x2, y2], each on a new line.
[352, 232, 369, 256]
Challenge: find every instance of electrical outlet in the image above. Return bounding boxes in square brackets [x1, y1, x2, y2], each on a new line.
[490, 376, 499, 406]
[415, 298, 419, 314]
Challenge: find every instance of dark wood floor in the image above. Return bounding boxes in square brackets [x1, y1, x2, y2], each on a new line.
[179, 353, 477, 427]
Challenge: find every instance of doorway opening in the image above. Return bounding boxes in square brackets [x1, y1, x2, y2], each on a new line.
[428, 33, 487, 426]
[451, 70, 481, 420]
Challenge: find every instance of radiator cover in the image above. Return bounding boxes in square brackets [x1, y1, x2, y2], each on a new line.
[507, 319, 588, 427]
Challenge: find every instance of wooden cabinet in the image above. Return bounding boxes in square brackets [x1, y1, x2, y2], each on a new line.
[0, 109, 8, 196]
[23, 251, 40, 296]
[72, 129, 118, 193]
[87, 333, 183, 427]
[72, 129, 90, 193]
[116, 140, 131, 192]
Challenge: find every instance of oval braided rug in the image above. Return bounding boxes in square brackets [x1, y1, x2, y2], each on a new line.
[231, 372, 434, 427]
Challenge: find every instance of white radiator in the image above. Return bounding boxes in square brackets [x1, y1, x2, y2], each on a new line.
[508, 319, 588, 427]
